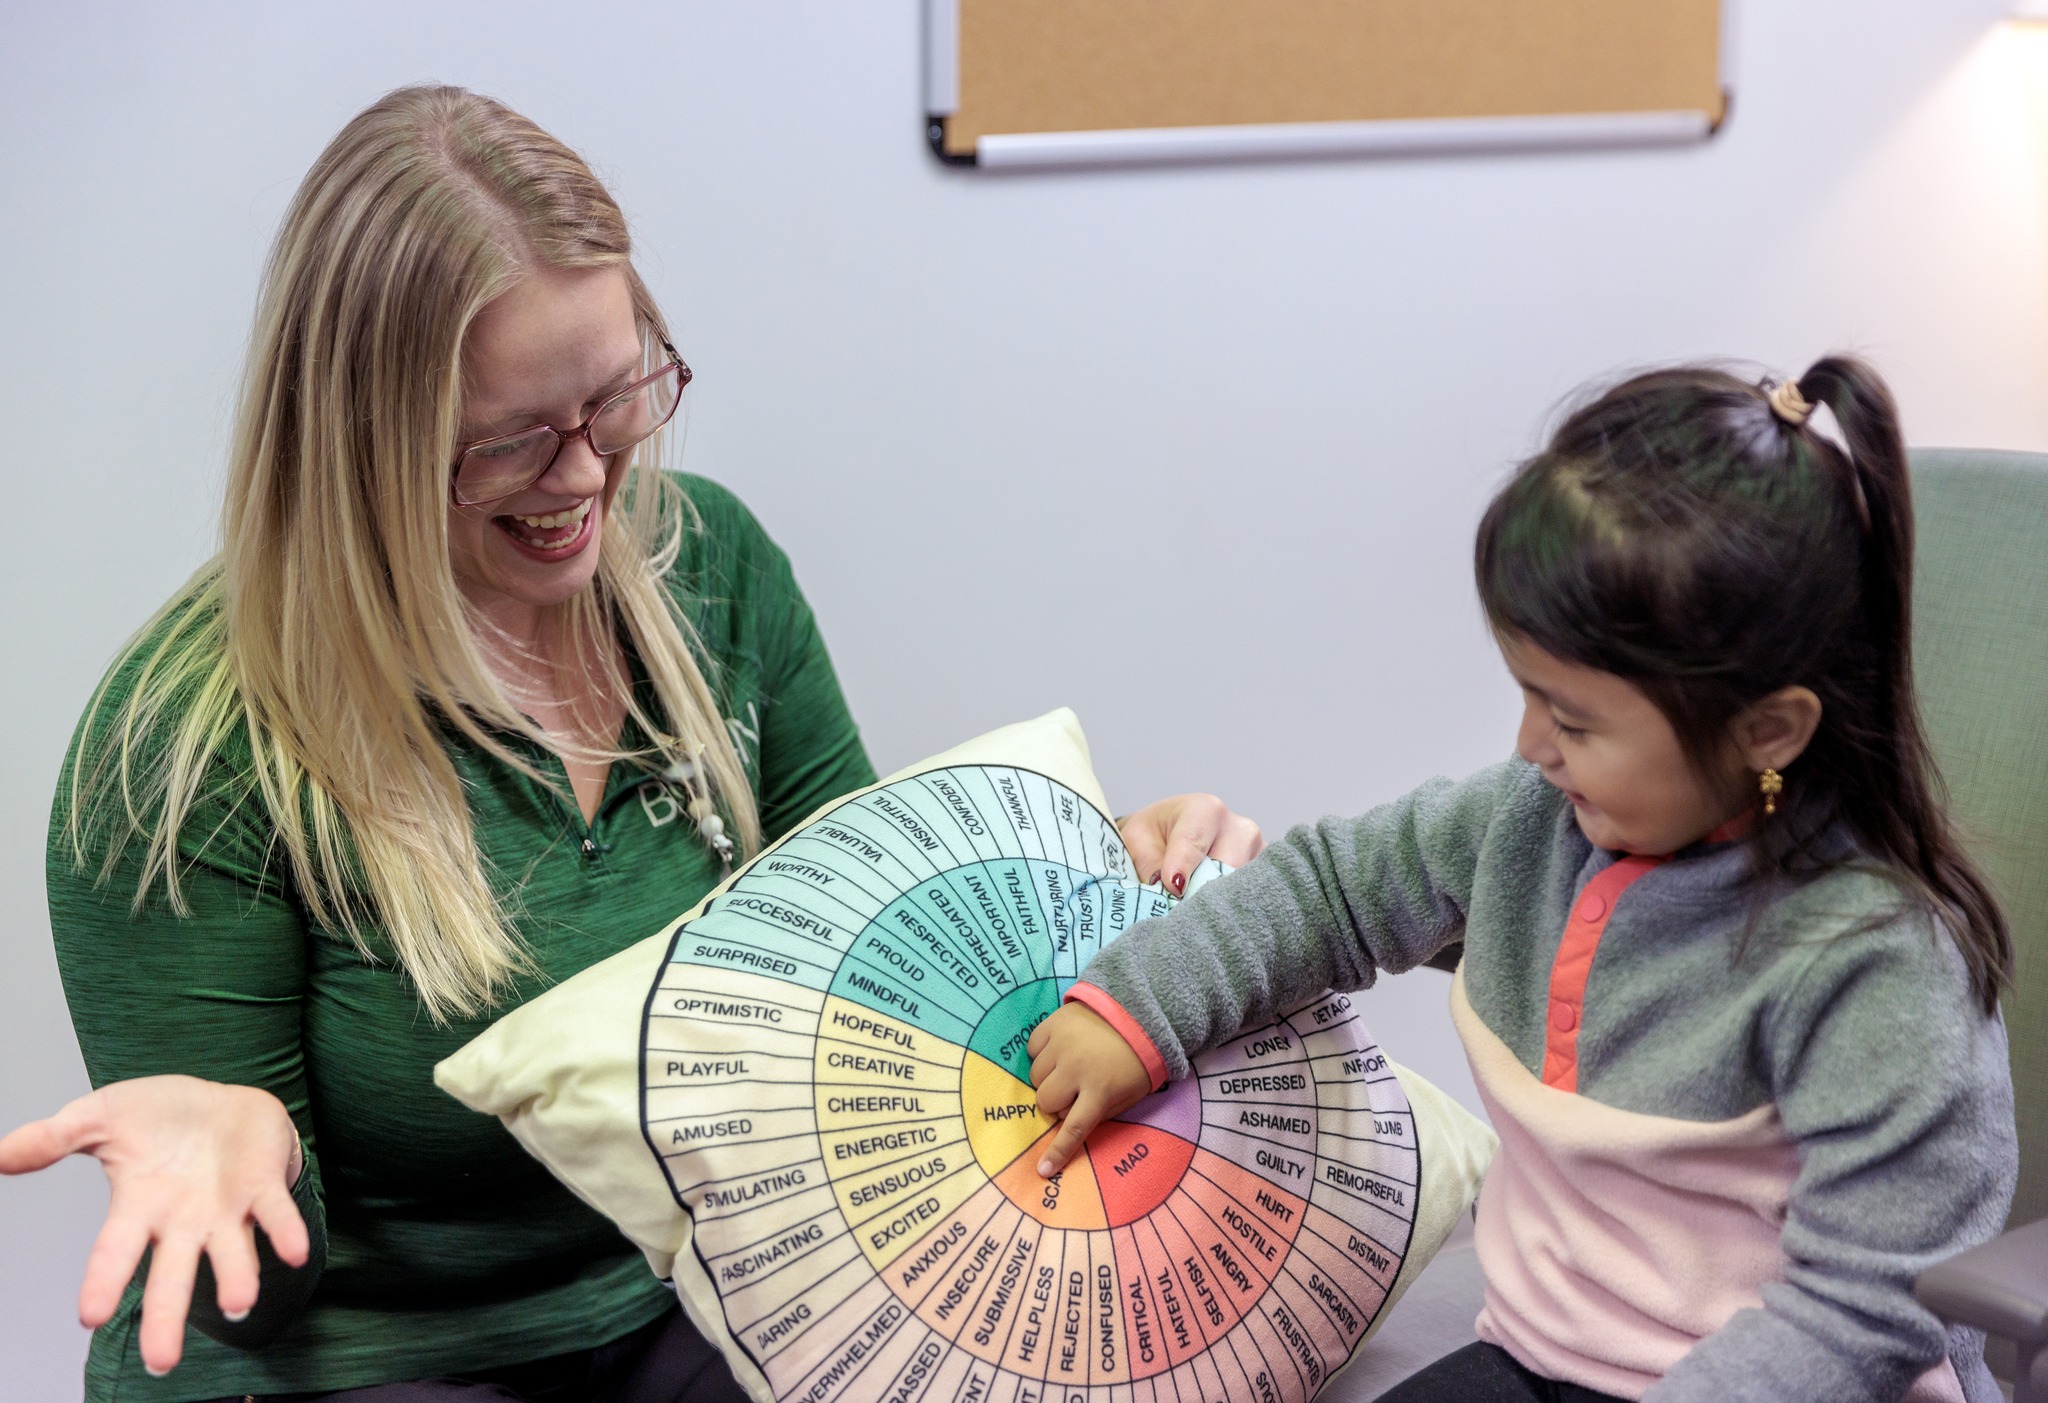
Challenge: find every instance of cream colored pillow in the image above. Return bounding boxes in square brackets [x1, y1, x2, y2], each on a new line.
[438, 709, 1495, 1402]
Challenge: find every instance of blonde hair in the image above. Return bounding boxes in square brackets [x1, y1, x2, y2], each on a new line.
[68, 86, 761, 1022]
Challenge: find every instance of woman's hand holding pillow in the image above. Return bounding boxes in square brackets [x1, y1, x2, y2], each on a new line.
[1118, 792, 1263, 894]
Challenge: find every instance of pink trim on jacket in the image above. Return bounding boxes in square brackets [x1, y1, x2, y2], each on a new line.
[1541, 855, 1663, 1092]
[1065, 981, 1169, 1091]
[1450, 970, 1963, 1401]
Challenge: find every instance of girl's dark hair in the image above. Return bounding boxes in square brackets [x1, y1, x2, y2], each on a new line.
[1475, 357, 2011, 1011]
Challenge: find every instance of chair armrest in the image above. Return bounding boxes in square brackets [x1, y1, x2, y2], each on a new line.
[1914, 1217, 2048, 1346]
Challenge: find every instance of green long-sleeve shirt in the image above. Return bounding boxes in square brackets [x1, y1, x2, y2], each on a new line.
[47, 476, 875, 1402]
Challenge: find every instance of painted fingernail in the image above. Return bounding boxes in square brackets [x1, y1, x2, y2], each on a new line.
[223, 1306, 250, 1323]
[1171, 872, 1186, 896]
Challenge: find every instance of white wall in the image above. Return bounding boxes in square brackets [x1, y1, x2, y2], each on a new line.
[2, 2, 2038, 1393]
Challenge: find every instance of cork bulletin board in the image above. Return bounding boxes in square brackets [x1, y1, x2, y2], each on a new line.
[924, 0, 1731, 169]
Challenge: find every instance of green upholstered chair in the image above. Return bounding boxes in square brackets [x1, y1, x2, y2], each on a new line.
[1910, 448, 2048, 1402]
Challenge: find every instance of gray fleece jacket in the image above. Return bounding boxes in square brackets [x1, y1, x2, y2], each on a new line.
[1078, 757, 2016, 1402]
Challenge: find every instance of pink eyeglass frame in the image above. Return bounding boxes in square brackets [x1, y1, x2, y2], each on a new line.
[449, 340, 692, 507]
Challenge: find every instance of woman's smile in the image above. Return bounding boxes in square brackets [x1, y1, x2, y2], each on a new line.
[493, 496, 597, 559]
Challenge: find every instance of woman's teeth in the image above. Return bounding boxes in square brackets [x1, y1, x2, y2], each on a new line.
[498, 498, 592, 550]
[513, 501, 590, 531]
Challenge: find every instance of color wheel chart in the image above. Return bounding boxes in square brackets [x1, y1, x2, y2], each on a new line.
[639, 766, 1419, 1403]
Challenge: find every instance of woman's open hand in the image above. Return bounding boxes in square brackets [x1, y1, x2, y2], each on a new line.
[1118, 793, 1263, 896]
[1027, 1004, 1153, 1179]
[0, 1075, 307, 1376]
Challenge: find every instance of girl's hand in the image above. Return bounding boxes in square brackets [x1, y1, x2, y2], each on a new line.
[1119, 794, 1263, 896]
[1027, 1004, 1153, 1178]
[0, 1075, 308, 1377]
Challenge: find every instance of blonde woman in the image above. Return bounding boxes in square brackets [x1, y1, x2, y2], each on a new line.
[0, 87, 1262, 1403]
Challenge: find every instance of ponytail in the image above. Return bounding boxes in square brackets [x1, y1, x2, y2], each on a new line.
[1793, 358, 2012, 1011]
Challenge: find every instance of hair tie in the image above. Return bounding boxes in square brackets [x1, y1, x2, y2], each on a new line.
[1767, 378, 1813, 427]
[1765, 373, 1871, 530]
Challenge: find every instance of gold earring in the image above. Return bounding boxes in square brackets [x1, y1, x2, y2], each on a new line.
[1759, 768, 1784, 816]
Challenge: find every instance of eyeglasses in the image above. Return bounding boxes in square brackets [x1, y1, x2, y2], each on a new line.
[450, 341, 691, 507]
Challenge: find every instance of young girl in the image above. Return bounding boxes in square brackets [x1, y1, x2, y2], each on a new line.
[1026, 359, 2018, 1402]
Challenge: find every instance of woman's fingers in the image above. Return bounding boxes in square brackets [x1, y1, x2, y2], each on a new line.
[1122, 796, 1214, 888]
[0, 1095, 103, 1175]
[1209, 812, 1265, 868]
[1119, 795, 1263, 895]
[1157, 800, 1224, 896]
[136, 1233, 202, 1375]
[205, 1221, 263, 1322]
[0, 1117, 71, 1175]
[1157, 834, 1217, 897]
[1121, 816, 1169, 886]
[78, 1213, 151, 1328]
[251, 1180, 311, 1269]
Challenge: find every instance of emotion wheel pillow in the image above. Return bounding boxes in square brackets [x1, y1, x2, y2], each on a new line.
[438, 709, 1496, 1402]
